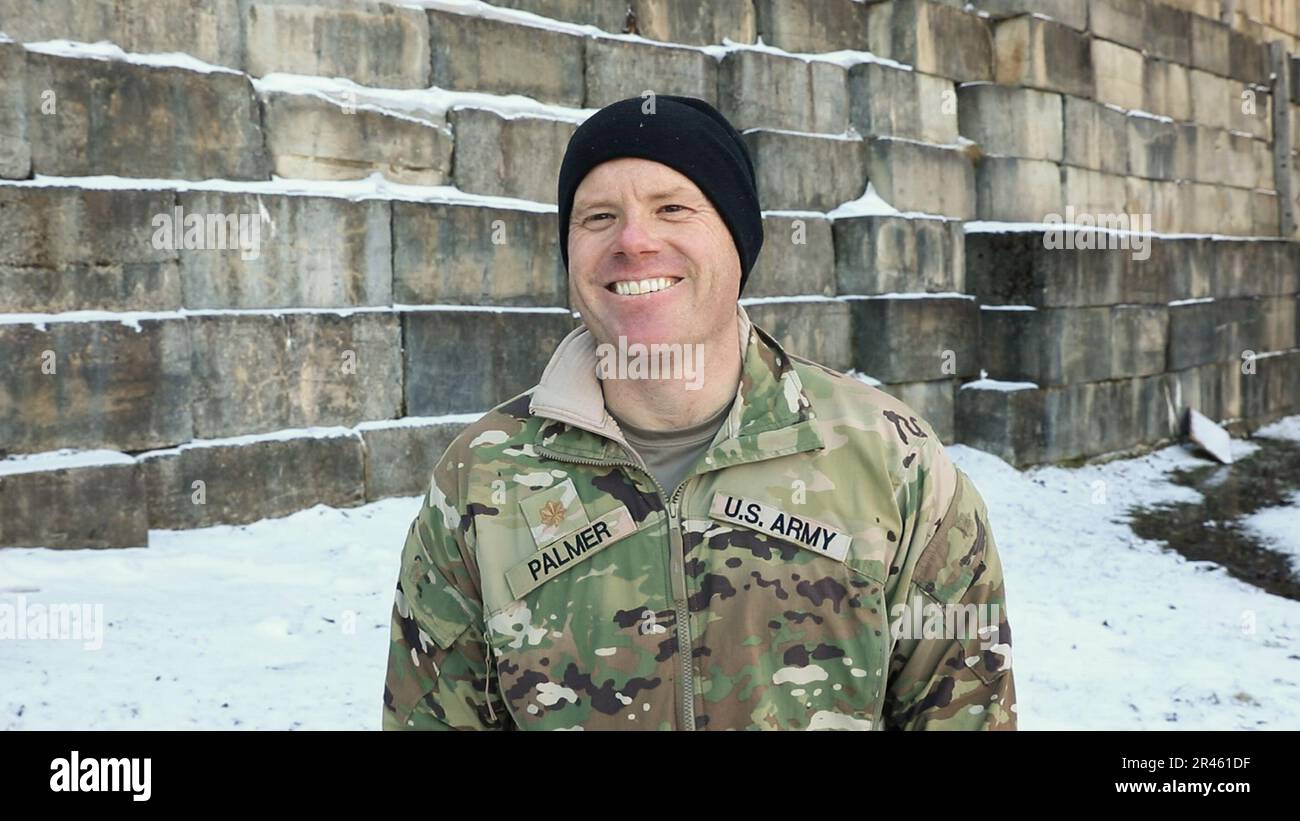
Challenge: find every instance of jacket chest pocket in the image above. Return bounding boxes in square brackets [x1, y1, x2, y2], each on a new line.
[476, 505, 678, 729]
[681, 504, 891, 730]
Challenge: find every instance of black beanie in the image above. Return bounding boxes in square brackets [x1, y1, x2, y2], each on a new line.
[556, 94, 764, 295]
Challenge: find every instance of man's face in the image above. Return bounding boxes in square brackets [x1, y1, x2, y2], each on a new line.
[567, 158, 741, 347]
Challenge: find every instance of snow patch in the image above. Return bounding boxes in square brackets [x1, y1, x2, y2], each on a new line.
[22, 38, 240, 75]
[0, 173, 558, 211]
[0, 449, 135, 477]
[959, 378, 1039, 392]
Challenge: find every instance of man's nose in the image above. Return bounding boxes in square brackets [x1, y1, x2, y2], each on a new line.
[612, 208, 662, 258]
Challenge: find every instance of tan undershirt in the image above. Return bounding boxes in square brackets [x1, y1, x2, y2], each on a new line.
[610, 400, 731, 498]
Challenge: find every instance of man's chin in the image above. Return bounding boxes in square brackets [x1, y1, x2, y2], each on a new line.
[596, 332, 673, 351]
[584, 306, 686, 347]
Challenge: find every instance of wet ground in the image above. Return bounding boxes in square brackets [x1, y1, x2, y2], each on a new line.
[1128, 436, 1300, 601]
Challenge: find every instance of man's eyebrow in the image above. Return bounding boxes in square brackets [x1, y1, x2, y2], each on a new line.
[573, 185, 698, 212]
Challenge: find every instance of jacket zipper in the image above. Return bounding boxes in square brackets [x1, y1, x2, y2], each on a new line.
[665, 475, 696, 731]
[535, 444, 699, 731]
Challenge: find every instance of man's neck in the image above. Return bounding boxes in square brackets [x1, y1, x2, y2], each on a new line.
[599, 315, 743, 432]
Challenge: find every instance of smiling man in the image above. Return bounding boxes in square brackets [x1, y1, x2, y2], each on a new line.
[382, 94, 1016, 731]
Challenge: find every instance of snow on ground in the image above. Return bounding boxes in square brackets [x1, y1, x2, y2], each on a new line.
[0, 498, 423, 730]
[1242, 492, 1300, 576]
[951, 413, 1300, 731]
[3, 417, 1300, 730]
[1237, 415, 1300, 580]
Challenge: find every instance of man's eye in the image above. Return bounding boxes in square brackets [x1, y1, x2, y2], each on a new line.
[661, 204, 686, 213]
[585, 213, 612, 223]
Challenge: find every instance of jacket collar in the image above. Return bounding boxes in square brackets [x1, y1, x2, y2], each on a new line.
[529, 304, 824, 469]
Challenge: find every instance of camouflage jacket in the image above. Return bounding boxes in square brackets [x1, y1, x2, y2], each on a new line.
[382, 305, 1016, 730]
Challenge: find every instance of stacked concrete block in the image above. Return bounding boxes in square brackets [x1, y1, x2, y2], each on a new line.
[0, 43, 30, 180]
[1145, 236, 1216, 301]
[0, 186, 181, 313]
[392, 202, 568, 307]
[962, 229, 1300, 465]
[1189, 182, 1255, 234]
[1092, 39, 1145, 111]
[980, 304, 1169, 385]
[992, 14, 1094, 98]
[259, 91, 453, 185]
[0, 457, 149, 548]
[1144, 58, 1194, 122]
[448, 108, 576, 203]
[0, 0, 243, 69]
[1063, 97, 1129, 175]
[19, 50, 269, 180]
[968, 228, 1182, 308]
[1253, 137, 1277, 191]
[848, 292, 979, 444]
[176, 192, 393, 310]
[971, 0, 1087, 31]
[1149, 180, 1200, 234]
[719, 50, 849, 135]
[864, 138, 976, 219]
[1146, 3, 1194, 66]
[959, 230, 1162, 464]
[1191, 127, 1268, 189]
[1227, 28, 1271, 86]
[426, 8, 584, 105]
[1230, 84, 1272, 141]
[584, 39, 718, 108]
[1215, 238, 1300, 298]
[752, 0, 871, 53]
[740, 299, 853, 373]
[1167, 296, 1295, 370]
[1127, 116, 1190, 181]
[1252, 190, 1282, 237]
[743, 130, 867, 211]
[957, 373, 1178, 467]
[141, 432, 367, 529]
[0, 318, 194, 455]
[1242, 350, 1300, 428]
[1061, 165, 1130, 219]
[959, 84, 1065, 222]
[625, 0, 758, 47]
[958, 84, 1063, 161]
[186, 313, 402, 439]
[359, 418, 471, 501]
[956, 384, 1034, 470]
[849, 62, 957, 144]
[867, 0, 994, 81]
[1122, 176, 1155, 228]
[833, 215, 965, 295]
[1189, 12, 1233, 76]
[975, 157, 1063, 222]
[1088, 0, 1147, 52]
[1189, 69, 1239, 131]
[748, 214, 836, 299]
[246, 2, 431, 88]
[849, 295, 981, 383]
[402, 310, 578, 416]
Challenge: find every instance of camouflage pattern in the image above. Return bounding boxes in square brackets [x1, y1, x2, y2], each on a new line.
[383, 306, 1016, 730]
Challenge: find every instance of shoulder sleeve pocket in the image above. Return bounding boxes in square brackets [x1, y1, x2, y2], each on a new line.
[398, 515, 477, 650]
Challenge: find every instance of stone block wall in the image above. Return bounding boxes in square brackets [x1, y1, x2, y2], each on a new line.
[1, 0, 1298, 547]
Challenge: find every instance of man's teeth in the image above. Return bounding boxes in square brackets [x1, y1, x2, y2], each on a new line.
[611, 277, 679, 296]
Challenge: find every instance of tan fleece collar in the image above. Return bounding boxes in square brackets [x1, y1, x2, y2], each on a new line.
[529, 304, 754, 441]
